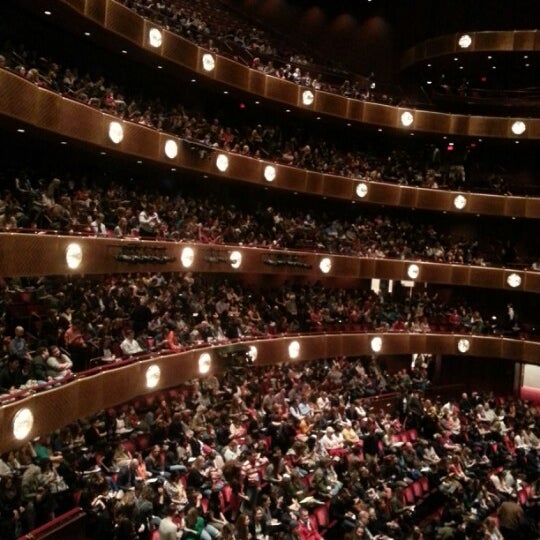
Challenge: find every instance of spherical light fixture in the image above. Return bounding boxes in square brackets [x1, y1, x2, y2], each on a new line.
[264, 165, 276, 182]
[507, 273, 522, 288]
[66, 243, 83, 270]
[453, 195, 467, 210]
[458, 34, 472, 48]
[407, 264, 420, 280]
[198, 353, 212, 374]
[288, 340, 300, 359]
[400, 111, 414, 127]
[370, 336, 382, 353]
[248, 345, 258, 362]
[356, 182, 368, 198]
[511, 121, 526, 135]
[457, 338, 470, 353]
[302, 90, 314, 106]
[202, 53, 215, 72]
[216, 154, 229, 172]
[13, 408, 34, 440]
[229, 250, 242, 269]
[181, 247, 195, 268]
[319, 257, 332, 274]
[145, 365, 161, 389]
[148, 28, 163, 48]
[108, 121, 124, 144]
[164, 139, 178, 159]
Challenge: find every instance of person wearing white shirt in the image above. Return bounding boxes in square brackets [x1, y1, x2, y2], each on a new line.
[120, 330, 144, 356]
[46, 345, 73, 378]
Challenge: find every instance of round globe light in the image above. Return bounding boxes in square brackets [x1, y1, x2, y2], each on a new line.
[164, 139, 178, 159]
[454, 195, 467, 210]
[148, 28, 163, 48]
[457, 338, 470, 353]
[302, 90, 314, 106]
[507, 273, 522, 288]
[288, 340, 300, 359]
[202, 53, 216, 72]
[264, 165, 276, 182]
[458, 34, 472, 48]
[511, 121, 526, 135]
[145, 365, 161, 389]
[407, 264, 420, 280]
[199, 353, 212, 374]
[230, 251, 242, 269]
[371, 337, 382, 353]
[66, 243, 83, 270]
[216, 154, 229, 172]
[181, 247, 195, 268]
[356, 182, 368, 198]
[108, 121, 124, 144]
[400, 111, 414, 127]
[13, 408, 34, 440]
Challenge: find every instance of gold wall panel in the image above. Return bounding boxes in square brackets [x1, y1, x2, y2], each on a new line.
[419, 263, 453, 286]
[468, 194, 506, 215]
[414, 110, 452, 134]
[468, 116, 508, 138]
[347, 99, 366, 122]
[316, 92, 348, 118]
[397, 186, 419, 208]
[214, 56, 248, 88]
[105, 0, 143, 44]
[469, 267, 505, 289]
[265, 77, 299, 105]
[503, 196, 527, 218]
[84, 0, 106, 24]
[450, 265, 472, 287]
[162, 30, 199, 71]
[63, 0, 85, 12]
[416, 188, 453, 211]
[305, 171, 325, 196]
[323, 174, 353, 198]
[121, 122, 160, 160]
[362, 103, 398, 127]
[248, 70, 267, 96]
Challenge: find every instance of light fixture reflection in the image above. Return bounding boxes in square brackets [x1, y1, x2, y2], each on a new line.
[181, 247, 195, 268]
[458, 34, 472, 48]
[148, 28, 162, 48]
[407, 264, 420, 280]
[454, 195, 467, 210]
[264, 165, 276, 182]
[356, 182, 368, 198]
[507, 273, 522, 288]
[457, 338, 470, 353]
[511, 121, 526, 135]
[66, 243, 83, 270]
[199, 353, 212, 374]
[302, 90, 314, 106]
[108, 121, 124, 144]
[371, 337, 382, 353]
[319, 257, 332, 274]
[400, 111, 414, 127]
[202, 53, 216, 72]
[145, 365, 161, 388]
[216, 154, 229, 172]
[164, 139, 178, 159]
[13, 408, 34, 440]
[229, 251, 242, 269]
[288, 340, 300, 359]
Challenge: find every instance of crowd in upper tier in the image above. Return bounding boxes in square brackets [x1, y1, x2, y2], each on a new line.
[0, 38, 517, 196]
[0, 271, 523, 397]
[0, 171, 531, 268]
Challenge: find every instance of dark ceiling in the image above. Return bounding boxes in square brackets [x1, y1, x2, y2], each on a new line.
[282, 0, 540, 48]
[232, 0, 540, 81]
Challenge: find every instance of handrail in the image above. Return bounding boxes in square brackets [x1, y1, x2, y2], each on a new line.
[19, 507, 84, 540]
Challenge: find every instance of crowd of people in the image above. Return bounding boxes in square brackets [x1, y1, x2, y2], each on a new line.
[0, 271, 523, 396]
[1, 352, 539, 540]
[0, 36, 520, 197]
[0, 170, 530, 269]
